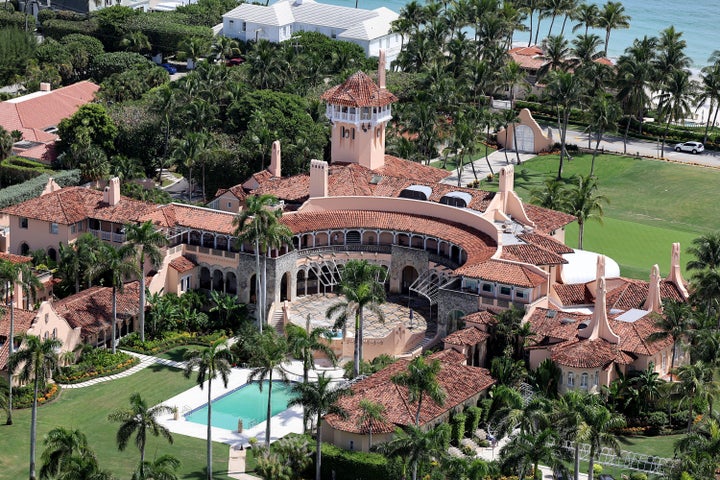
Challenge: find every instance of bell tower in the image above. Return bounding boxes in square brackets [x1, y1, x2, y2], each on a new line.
[320, 51, 398, 170]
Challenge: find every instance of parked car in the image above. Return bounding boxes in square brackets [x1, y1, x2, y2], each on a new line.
[160, 63, 177, 75]
[225, 57, 245, 66]
[674, 141, 704, 154]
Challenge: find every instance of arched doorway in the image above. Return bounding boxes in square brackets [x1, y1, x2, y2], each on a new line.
[225, 272, 237, 295]
[296, 270, 306, 297]
[47, 247, 57, 263]
[20, 243, 29, 255]
[280, 272, 290, 301]
[199, 267, 211, 289]
[401, 265, 418, 294]
[249, 274, 257, 303]
[212, 270, 224, 291]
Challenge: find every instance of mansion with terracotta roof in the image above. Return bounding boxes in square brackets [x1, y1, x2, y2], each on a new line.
[0, 58, 691, 445]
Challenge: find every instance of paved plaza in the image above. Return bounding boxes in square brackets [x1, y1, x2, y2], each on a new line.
[286, 293, 432, 338]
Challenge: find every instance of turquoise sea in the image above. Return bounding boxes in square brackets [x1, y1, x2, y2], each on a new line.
[310, 0, 719, 68]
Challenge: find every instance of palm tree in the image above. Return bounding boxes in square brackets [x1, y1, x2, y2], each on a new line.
[120, 31, 151, 54]
[211, 36, 240, 61]
[40, 427, 95, 480]
[88, 244, 139, 354]
[544, 70, 585, 179]
[247, 328, 289, 445]
[107, 393, 173, 479]
[676, 361, 718, 431]
[629, 364, 664, 415]
[648, 299, 693, 370]
[379, 423, 450, 480]
[132, 454, 180, 480]
[596, 1, 630, 57]
[539, 35, 571, 79]
[391, 355, 447, 426]
[656, 69, 697, 156]
[8, 335, 62, 480]
[687, 233, 720, 272]
[125, 221, 167, 343]
[615, 38, 657, 151]
[675, 415, 720, 479]
[500, 427, 565, 479]
[698, 61, 720, 145]
[289, 374, 349, 480]
[552, 390, 592, 480]
[530, 177, 566, 210]
[0, 258, 41, 425]
[178, 36, 209, 70]
[183, 339, 233, 480]
[579, 403, 626, 480]
[285, 321, 337, 431]
[150, 85, 178, 179]
[233, 194, 283, 331]
[571, 2, 598, 36]
[326, 260, 386, 378]
[358, 399, 386, 449]
[208, 291, 241, 330]
[587, 92, 621, 176]
[170, 132, 208, 199]
[561, 175, 608, 250]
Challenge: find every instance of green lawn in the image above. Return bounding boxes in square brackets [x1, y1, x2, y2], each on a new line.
[0, 365, 231, 480]
[430, 144, 497, 171]
[157, 345, 195, 362]
[489, 153, 720, 279]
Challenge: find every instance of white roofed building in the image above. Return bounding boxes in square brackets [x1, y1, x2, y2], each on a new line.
[221, 0, 401, 65]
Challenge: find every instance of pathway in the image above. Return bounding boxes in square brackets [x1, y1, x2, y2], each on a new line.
[59, 351, 186, 389]
[441, 150, 537, 187]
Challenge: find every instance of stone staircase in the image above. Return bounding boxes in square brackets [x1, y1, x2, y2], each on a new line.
[269, 309, 285, 336]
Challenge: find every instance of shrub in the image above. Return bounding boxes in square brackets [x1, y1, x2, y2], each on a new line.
[56, 347, 137, 384]
[593, 464, 603, 476]
[118, 330, 227, 354]
[42, 18, 100, 41]
[465, 406, 482, 436]
[629, 473, 647, 480]
[645, 411, 668, 434]
[318, 441, 401, 480]
[124, 12, 213, 56]
[0, 169, 80, 208]
[13, 382, 60, 408]
[451, 412, 466, 446]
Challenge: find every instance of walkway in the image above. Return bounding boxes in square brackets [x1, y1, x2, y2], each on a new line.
[441, 150, 537, 187]
[59, 351, 186, 389]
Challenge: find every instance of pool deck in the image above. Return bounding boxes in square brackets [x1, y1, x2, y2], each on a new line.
[157, 360, 345, 449]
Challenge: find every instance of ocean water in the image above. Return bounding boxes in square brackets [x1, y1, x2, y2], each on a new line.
[311, 0, 718, 68]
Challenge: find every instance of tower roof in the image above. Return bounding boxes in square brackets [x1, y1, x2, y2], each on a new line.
[321, 71, 397, 107]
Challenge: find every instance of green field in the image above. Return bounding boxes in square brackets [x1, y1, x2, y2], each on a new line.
[0, 365, 231, 480]
[499, 153, 720, 279]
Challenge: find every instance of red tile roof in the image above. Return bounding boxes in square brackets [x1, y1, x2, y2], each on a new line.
[1, 187, 154, 225]
[523, 204, 576, 234]
[462, 311, 497, 328]
[501, 243, 567, 266]
[280, 210, 496, 271]
[553, 283, 594, 306]
[549, 338, 628, 368]
[53, 282, 140, 338]
[516, 232, 574, 254]
[0, 308, 38, 369]
[553, 278, 686, 309]
[169, 255, 197, 273]
[324, 350, 495, 434]
[455, 259, 547, 287]
[214, 184, 247, 201]
[0, 252, 32, 264]
[443, 326, 489, 346]
[508, 46, 547, 70]
[141, 204, 236, 235]
[321, 71, 397, 107]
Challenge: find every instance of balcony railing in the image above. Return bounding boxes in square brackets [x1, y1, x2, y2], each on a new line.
[89, 228, 125, 243]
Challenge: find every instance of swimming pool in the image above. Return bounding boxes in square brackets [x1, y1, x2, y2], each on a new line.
[185, 380, 296, 431]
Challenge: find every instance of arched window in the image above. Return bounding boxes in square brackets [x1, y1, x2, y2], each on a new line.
[52, 328, 57, 339]
[580, 372, 588, 389]
[567, 372, 575, 387]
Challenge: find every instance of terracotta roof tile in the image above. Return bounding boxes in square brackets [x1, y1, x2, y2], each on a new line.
[523, 204, 576, 234]
[280, 210, 496, 271]
[324, 350, 495, 433]
[516, 232, 574, 254]
[0, 252, 32, 264]
[455, 259, 547, 287]
[550, 338, 626, 368]
[0, 308, 38, 369]
[53, 282, 140, 338]
[508, 46, 547, 70]
[443, 326, 489, 346]
[169, 255, 197, 273]
[321, 71, 397, 107]
[501, 243, 568, 265]
[462, 311, 497, 327]
[553, 283, 594, 305]
[141, 204, 236, 235]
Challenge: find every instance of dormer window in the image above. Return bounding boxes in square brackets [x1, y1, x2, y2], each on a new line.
[399, 185, 432, 201]
[440, 191, 472, 208]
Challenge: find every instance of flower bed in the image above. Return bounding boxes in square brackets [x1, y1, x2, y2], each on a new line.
[118, 330, 227, 355]
[13, 383, 61, 408]
[56, 349, 139, 384]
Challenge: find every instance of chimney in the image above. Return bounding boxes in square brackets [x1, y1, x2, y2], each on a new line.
[579, 256, 620, 343]
[309, 159, 328, 198]
[269, 140, 281, 177]
[644, 264, 662, 312]
[104, 177, 121, 206]
[666, 242, 689, 299]
[378, 50, 386, 89]
[499, 165, 514, 194]
[39, 82, 51, 92]
[40, 177, 62, 196]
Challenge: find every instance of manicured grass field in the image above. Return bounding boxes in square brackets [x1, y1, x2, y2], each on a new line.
[431, 144, 497, 171]
[0, 365, 231, 480]
[489, 153, 720, 278]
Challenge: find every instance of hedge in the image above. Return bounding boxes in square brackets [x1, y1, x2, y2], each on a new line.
[0, 169, 80, 208]
[42, 18, 100, 41]
[465, 406, 482, 437]
[318, 442, 400, 480]
[451, 412, 466, 446]
[0, 156, 54, 186]
[124, 13, 213, 56]
[0, 8, 25, 28]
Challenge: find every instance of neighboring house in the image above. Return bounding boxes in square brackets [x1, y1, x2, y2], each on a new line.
[0, 81, 99, 164]
[222, 0, 401, 65]
[323, 349, 495, 452]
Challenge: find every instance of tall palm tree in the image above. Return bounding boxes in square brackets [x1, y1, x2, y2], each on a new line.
[0, 258, 41, 425]
[544, 70, 585, 179]
[288, 374, 349, 480]
[500, 427, 565, 479]
[675, 414, 720, 479]
[233, 194, 283, 331]
[150, 84, 178, 180]
[687, 232, 720, 272]
[358, 399, 386, 449]
[286, 321, 337, 431]
[656, 69, 697, 156]
[40, 427, 96, 480]
[247, 329, 289, 446]
[615, 38, 657, 151]
[183, 339, 233, 480]
[596, 1, 630, 57]
[552, 390, 592, 480]
[107, 393, 173, 479]
[561, 175, 608, 250]
[698, 61, 720, 145]
[391, 355, 447, 426]
[326, 260, 386, 378]
[88, 244, 139, 354]
[648, 299, 693, 370]
[571, 2, 598, 36]
[579, 403, 626, 480]
[676, 361, 718, 431]
[8, 335, 62, 480]
[379, 423, 450, 480]
[587, 92, 621, 176]
[125, 221, 167, 343]
[170, 132, 208, 199]
[629, 364, 664, 415]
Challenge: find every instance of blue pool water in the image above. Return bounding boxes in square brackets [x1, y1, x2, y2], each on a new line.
[185, 381, 296, 431]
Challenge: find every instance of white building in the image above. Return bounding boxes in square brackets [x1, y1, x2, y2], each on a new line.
[221, 0, 401, 66]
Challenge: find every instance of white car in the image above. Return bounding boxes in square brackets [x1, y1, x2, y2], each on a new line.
[674, 141, 704, 154]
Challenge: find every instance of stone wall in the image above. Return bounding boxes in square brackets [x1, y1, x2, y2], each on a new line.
[436, 288, 481, 336]
[389, 245, 428, 293]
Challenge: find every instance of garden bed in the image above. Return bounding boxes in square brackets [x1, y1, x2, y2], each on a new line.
[13, 382, 61, 408]
[55, 349, 138, 384]
[118, 330, 227, 355]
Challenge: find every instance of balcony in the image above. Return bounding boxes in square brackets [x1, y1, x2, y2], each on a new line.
[88, 228, 125, 243]
[325, 105, 392, 126]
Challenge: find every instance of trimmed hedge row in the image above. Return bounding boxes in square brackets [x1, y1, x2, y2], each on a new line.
[0, 156, 54, 186]
[118, 330, 227, 355]
[319, 442, 401, 480]
[0, 169, 80, 208]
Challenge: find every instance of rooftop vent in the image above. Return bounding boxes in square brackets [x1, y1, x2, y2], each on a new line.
[546, 310, 556, 318]
[578, 320, 591, 329]
[560, 317, 576, 325]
